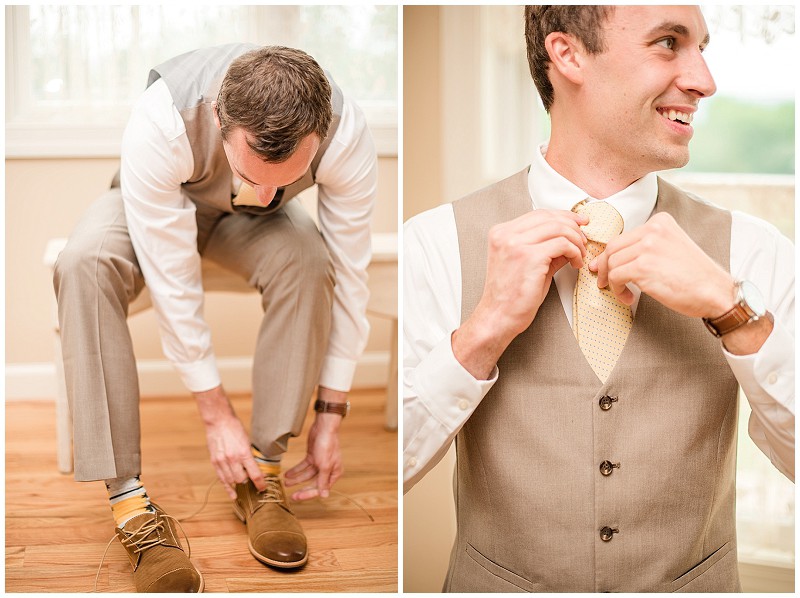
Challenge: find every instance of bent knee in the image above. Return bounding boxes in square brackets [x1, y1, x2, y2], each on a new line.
[54, 238, 139, 300]
[253, 229, 334, 291]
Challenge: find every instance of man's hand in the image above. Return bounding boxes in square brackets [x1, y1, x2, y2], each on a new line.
[194, 384, 265, 500]
[591, 212, 734, 318]
[452, 209, 588, 379]
[284, 386, 345, 501]
[591, 212, 773, 355]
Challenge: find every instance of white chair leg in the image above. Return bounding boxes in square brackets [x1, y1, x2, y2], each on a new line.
[384, 318, 398, 431]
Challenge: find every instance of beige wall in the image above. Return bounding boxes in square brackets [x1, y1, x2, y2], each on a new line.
[5, 154, 396, 374]
[403, 6, 442, 222]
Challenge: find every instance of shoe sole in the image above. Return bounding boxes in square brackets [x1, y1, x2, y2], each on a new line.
[195, 569, 206, 593]
[232, 502, 308, 569]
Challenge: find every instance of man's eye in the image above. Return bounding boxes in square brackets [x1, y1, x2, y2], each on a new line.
[656, 37, 676, 50]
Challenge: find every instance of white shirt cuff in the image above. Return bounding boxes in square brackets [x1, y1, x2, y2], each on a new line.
[174, 354, 222, 393]
[319, 355, 358, 393]
[413, 332, 498, 428]
[723, 320, 795, 411]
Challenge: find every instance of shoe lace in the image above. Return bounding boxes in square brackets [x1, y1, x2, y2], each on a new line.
[93, 510, 192, 592]
[257, 474, 285, 505]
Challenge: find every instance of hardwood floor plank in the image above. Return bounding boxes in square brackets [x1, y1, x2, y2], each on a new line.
[5, 389, 397, 593]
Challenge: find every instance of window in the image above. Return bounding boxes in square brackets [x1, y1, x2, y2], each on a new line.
[5, 5, 397, 157]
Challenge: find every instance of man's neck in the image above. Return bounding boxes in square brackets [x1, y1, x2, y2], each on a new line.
[545, 125, 647, 199]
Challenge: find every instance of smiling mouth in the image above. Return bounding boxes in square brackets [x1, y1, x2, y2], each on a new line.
[657, 108, 693, 125]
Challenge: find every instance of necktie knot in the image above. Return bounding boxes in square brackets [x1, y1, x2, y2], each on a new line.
[572, 200, 624, 244]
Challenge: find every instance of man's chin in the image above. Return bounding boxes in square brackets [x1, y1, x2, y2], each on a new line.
[651, 147, 691, 172]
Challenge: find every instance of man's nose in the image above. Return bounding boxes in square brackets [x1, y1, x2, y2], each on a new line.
[256, 186, 278, 206]
[678, 50, 717, 99]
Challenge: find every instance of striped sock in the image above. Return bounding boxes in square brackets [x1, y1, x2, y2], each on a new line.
[251, 445, 281, 476]
[105, 476, 155, 528]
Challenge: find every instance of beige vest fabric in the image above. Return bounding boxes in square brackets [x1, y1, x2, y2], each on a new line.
[146, 43, 343, 230]
[446, 168, 740, 593]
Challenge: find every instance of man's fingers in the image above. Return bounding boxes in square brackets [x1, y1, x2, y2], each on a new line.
[284, 458, 317, 487]
[290, 486, 320, 502]
[538, 237, 585, 271]
[242, 457, 266, 491]
[606, 262, 639, 304]
[215, 464, 238, 499]
[329, 462, 344, 487]
[316, 466, 332, 499]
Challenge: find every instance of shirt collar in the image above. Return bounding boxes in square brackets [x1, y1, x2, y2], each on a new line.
[527, 141, 657, 231]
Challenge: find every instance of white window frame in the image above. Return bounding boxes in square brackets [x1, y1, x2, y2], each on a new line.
[4, 5, 397, 159]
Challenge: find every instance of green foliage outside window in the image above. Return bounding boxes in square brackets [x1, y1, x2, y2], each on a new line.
[686, 97, 795, 174]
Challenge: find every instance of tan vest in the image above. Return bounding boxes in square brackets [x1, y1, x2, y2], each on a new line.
[145, 43, 342, 230]
[445, 168, 741, 593]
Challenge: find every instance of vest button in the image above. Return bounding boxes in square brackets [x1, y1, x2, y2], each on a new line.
[599, 395, 618, 410]
[599, 460, 619, 476]
[600, 526, 618, 542]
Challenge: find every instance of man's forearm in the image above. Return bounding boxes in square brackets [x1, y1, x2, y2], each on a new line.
[193, 384, 236, 425]
[451, 310, 513, 381]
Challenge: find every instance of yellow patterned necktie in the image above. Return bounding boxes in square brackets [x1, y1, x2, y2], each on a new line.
[232, 182, 261, 207]
[572, 200, 633, 383]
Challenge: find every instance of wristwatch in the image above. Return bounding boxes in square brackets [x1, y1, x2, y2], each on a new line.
[314, 399, 350, 417]
[702, 280, 768, 338]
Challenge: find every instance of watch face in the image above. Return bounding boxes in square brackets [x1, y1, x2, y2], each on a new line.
[740, 280, 767, 317]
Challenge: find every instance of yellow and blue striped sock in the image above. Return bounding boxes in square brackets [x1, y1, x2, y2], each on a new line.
[105, 476, 155, 528]
[251, 445, 281, 477]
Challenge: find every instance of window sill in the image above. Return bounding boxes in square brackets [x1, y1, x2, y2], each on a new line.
[5, 120, 397, 160]
[738, 558, 794, 593]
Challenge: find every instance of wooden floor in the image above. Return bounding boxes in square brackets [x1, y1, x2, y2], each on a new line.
[5, 389, 398, 593]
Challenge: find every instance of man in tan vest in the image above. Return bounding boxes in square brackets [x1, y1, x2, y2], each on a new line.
[404, 5, 793, 592]
[54, 45, 376, 591]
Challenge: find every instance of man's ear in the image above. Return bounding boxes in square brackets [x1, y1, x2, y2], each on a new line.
[544, 31, 585, 86]
[212, 101, 222, 130]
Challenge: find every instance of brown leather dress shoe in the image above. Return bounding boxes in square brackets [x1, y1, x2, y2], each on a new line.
[233, 474, 308, 568]
[116, 503, 204, 593]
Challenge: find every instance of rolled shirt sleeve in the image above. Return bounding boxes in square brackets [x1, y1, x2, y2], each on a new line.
[314, 96, 377, 392]
[121, 79, 221, 393]
[725, 210, 795, 480]
[403, 205, 497, 493]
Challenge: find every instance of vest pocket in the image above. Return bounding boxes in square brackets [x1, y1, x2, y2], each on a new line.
[669, 541, 738, 592]
[461, 542, 542, 592]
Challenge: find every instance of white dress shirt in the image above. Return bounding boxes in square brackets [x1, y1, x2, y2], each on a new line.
[121, 78, 377, 394]
[404, 143, 795, 492]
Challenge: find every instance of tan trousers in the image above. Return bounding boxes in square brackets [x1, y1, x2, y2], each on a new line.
[53, 184, 334, 482]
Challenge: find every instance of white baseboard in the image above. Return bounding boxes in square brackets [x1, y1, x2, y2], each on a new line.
[4, 351, 391, 401]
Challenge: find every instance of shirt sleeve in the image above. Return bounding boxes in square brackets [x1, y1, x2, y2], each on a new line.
[726, 210, 795, 480]
[313, 96, 377, 391]
[120, 79, 221, 393]
[402, 205, 497, 493]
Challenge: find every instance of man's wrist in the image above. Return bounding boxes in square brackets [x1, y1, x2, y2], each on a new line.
[452, 309, 512, 381]
[702, 275, 737, 320]
[315, 387, 349, 425]
[193, 384, 235, 426]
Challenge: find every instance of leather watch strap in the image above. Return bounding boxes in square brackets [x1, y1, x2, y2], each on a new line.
[314, 399, 350, 417]
[703, 303, 753, 338]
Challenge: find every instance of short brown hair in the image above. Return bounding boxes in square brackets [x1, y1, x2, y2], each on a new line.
[524, 5, 613, 112]
[216, 46, 332, 163]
